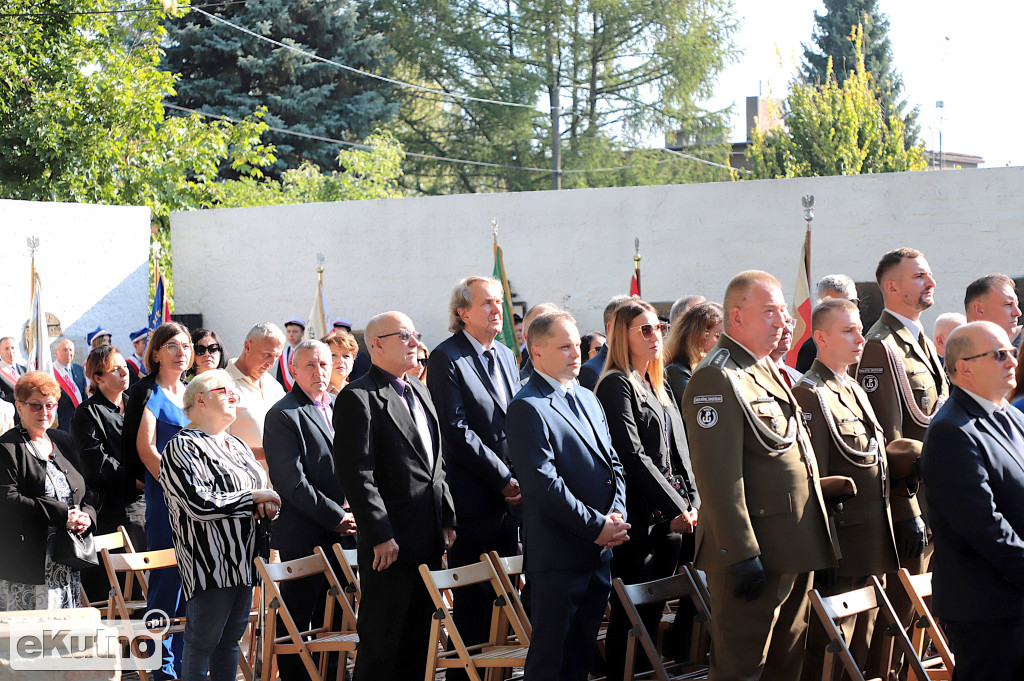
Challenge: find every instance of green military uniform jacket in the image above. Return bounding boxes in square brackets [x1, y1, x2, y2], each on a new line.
[856, 310, 949, 523]
[682, 334, 835, 576]
[794, 359, 900, 578]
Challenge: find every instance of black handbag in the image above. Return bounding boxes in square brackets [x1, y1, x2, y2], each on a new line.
[52, 529, 98, 570]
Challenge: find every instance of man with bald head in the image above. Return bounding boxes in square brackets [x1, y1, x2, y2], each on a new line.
[933, 312, 966, 362]
[683, 270, 834, 681]
[53, 337, 86, 432]
[333, 312, 456, 681]
[923, 321, 1024, 679]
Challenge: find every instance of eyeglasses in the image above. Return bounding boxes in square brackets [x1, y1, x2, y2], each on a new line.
[19, 401, 59, 413]
[162, 341, 192, 354]
[378, 330, 422, 344]
[961, 347, 1015, 363]
[195, 343, 222, 356]
[629, 323, 669, 341]
[207, 386, 240, 402]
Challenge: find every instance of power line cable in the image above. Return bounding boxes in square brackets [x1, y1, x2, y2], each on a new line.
[0, 1, 246, 19]
[191, 7, 539, 111]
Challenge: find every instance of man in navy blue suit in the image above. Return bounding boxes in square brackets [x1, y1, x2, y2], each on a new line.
[507, 310, 629, 681]
[427, 275, 523, 675]
[922, 321, 1024, 680]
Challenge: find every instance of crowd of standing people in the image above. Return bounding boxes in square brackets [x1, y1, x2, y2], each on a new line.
[0, 246, 1022, 681]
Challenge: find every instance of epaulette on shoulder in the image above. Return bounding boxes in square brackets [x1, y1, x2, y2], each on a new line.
[796, 377, 816, 390]
[708, 348, 730, 369]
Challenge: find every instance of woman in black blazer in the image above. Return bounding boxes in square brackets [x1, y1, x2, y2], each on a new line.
[0, 371, 95, 610]
[595, 299, 700, 680]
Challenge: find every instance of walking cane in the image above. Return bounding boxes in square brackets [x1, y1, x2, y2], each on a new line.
[253, 516, 273, 679]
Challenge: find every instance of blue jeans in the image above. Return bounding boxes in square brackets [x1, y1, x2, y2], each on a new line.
[181, 585, 253, 681]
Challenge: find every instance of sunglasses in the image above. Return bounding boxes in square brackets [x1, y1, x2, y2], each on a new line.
[418, 357, 428, 366]
[195, 343, 222, 356]
[19, 401, 59, 413]
[629, 323, 669, 341]
[378, 330, 422, 343]
[962, 347, 1015, 363]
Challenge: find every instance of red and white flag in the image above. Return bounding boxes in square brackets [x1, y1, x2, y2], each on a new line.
[787, 225, 812, 369]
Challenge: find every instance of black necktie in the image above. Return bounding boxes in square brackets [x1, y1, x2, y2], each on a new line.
[994, 408, 1024, 450]
[484, 349, 507, 408]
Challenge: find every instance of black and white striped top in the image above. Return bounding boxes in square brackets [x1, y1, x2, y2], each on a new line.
[159, 427, 268, 599]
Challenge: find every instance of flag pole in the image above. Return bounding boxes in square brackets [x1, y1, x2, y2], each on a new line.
[786, 195, 814, 368]
[631, 237, 642, 297]
[492, 219, 521, 362]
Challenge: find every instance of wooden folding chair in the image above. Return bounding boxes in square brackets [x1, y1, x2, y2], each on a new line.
[897, 569, 955, 680]
[809, 575, 930, 681]
[82, 525, 141, 617]
[101, 547, 186, 681]
[331, 544, 361, 613]
[612, 573, 711, 681]
[485, 551, 531, 643]
[419, 559, 530, 681]
[255, 546, 359, 681]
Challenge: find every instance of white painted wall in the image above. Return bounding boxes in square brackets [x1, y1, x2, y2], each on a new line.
[0, 200, 151, 364]
[171, 167, 1024, 353]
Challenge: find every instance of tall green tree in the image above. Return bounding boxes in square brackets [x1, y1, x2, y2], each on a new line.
[369, 0, 739, 193]
[802, 0, 919, 145]
[162, 0, 398, 179]
[748, 28, 926, 179]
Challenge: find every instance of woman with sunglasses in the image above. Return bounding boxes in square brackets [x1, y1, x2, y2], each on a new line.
[408, 342, 430, 382]
[70, 345, 145, 600]
[0, 371, 95, 610]
[123, 321, 193, 681]
[189, 329, 228, 380]
[664, 301, 724, 413]
[595, 299, 700, 681]
[161, 370, 279, 681]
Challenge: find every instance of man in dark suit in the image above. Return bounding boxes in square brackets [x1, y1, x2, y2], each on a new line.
[427, 276, 521, 675]
[507, 310, 628, 681]
[0, 336, 25, 405]
[52, 337, 86, 433]
[265, 339, 357, 681]
[578, 295, 631, 390]
[922, 321, 1024, 680]
[334, 311, 456, 681]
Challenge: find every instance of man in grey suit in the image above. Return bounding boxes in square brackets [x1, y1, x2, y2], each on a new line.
[264, 339, 357, 681]
[334, 312, 457, 681]
[923, 321, 1024, 679]
[507, 310, 628, 681]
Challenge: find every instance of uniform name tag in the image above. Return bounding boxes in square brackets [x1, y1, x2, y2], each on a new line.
[693, 395, 723, 404]
[858, 367, 883, 374]
[754, 396, 775, 403]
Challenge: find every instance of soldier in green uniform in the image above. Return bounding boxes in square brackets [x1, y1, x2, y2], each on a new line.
[857, 248, 948, 573]
[794, 299, 900, 681]
[683, 270, 836, 681]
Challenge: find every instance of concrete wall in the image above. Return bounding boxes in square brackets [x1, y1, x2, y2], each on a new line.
[0, 200, 151, 364]
[171, 166, 1024, 353]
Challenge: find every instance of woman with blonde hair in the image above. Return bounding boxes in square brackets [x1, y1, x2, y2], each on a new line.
[595, 298, 700, 680]
[664, 301, 724, 409]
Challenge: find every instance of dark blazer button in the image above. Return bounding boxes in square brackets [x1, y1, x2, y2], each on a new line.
[604, 479, 612, 486]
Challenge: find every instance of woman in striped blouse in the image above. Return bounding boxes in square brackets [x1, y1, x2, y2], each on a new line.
[160, 370, 281, 681]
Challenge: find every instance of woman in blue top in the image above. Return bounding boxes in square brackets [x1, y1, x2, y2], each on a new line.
[124, 321, 192, 681]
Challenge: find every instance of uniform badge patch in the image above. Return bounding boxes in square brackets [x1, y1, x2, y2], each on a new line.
[693, 395, 723, 404]
[696, 406, 719, 428]
[858, 367, 883, 374]
[802, 412, 812, 421]
[861, 375, 879, 392]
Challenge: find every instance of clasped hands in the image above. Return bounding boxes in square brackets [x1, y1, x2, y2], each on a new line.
[670, 508, 698, 534]
[501, 478, 523, 506]
[66, 507, 91, 535]
[596, 511, 630, 549]
[252, 489, 282, 519]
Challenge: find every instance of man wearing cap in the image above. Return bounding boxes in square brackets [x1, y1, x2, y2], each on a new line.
[53, 337, 86, 433]
[275, 317, 305, 391]
[87, 326, 112, 350]
[126, 328, 149, 385]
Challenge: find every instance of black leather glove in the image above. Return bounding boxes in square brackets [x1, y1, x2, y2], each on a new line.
[815, 566, 839, 590]
[731, 556, 766, 601]
[893, 516, 928, 560]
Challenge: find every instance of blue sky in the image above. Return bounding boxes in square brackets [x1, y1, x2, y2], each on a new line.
[707, 1, 1022, 167]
